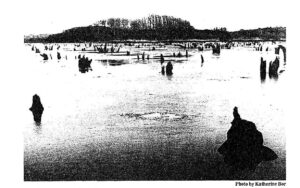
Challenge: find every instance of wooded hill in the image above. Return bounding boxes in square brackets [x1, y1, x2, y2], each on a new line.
[24, 15, 286, 43]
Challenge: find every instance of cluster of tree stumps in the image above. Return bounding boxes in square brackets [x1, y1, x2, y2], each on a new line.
[78, 55, 92, 73]
[137, 52, 150, 61]
[161, 62, 173, 76]
[159, 54, 173, 76]
[29, 44, 67, 61]
[260, 56, 280, 81]
[259, 44, 286, 82]
[95, 43, 121, 53]
[212, 43, 221, 54]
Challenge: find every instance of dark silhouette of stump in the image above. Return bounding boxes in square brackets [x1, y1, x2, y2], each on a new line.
[117, 46, 121, 53]
[212, 43, 221, 54]
[218, 107, 278, 171]
[110, 46, 114, 53]
[78, 55, 92, 73]
[160, 54, 164, 64]
[29, 94, 44, 123]
[104, 43, 107, 53]
[57, 52, 61, 60]
[166, 62, 173, 75]
[260, 57, 266, 81]
[40, 53, 48, 60]
[277, 45, 286, 63]
[177, 52, 182, 57]
[269, 57, 279, 79]
[275, 47, 279, 54]
[161, 66, 165, 75]
[199, 46, 204, 51]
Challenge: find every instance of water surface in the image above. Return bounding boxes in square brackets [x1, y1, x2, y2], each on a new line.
[23, 43, 286, 180]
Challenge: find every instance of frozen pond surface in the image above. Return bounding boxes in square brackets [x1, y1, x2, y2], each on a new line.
[23, 42, 286, 180]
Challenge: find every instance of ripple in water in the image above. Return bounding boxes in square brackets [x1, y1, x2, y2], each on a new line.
[121, 112, 188, 120]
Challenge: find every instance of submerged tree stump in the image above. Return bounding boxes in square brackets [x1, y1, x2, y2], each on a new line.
[260, 57, 266, 81]
[166, 62, 173, 75]
[218, 107, 278, 170]
[29, 94, 44, 123]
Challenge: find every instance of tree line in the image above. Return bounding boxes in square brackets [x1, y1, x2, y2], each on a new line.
[93, 14, 194, 31]
[24, 14, 285, 43]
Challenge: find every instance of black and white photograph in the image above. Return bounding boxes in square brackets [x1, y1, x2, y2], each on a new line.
[1, 0, 299, 187]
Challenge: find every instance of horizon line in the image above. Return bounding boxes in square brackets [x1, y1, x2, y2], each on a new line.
[24, 25, 286, 36]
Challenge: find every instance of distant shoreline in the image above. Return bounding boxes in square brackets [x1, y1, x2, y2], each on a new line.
[24, 38, 286, 44]
[24, 26, 286, 44]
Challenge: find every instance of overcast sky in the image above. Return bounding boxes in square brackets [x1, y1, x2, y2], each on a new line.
[20, 0, 289, 35]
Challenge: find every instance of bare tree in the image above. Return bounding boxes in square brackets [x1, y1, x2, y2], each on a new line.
[115, 18, 121, 28]
[121, 19, 129, 28]
[107, 18, 115, 28]
[100, 20, 107, 27]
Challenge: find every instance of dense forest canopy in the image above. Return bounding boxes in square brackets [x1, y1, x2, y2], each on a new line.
[92, 15, 194, 30]
[24, 15, 286, 43]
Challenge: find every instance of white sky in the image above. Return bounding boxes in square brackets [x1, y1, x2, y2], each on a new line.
[19, 0, 289, 35]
